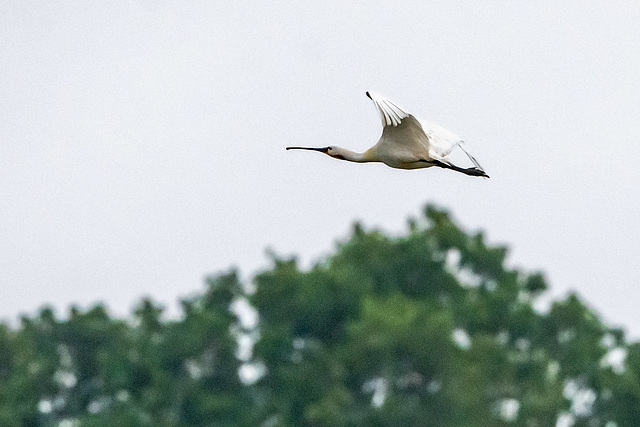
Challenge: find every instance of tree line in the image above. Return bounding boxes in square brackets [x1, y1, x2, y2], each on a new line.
[1, 205, 639, 426]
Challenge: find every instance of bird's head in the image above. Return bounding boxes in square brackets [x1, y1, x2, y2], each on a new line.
[325, 146, 347, 160]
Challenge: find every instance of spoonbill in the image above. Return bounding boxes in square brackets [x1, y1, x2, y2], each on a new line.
[286, 91, 489, 178]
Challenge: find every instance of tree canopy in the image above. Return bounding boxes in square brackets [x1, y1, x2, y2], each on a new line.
[1, 205, 637, 426]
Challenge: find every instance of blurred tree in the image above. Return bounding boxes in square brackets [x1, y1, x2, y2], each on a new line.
[0, 205, 638, 426]
[249, 205, 637, 426]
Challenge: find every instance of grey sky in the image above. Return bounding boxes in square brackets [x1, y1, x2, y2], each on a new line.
[2, 2, 639, 336]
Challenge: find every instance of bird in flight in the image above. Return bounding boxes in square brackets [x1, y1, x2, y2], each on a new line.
[287, 91, 489, 178]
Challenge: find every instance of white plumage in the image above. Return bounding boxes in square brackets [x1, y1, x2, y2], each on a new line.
[287, 91, 488, 178]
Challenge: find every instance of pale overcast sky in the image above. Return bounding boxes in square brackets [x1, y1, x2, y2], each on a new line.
[1, 2, 639, 336]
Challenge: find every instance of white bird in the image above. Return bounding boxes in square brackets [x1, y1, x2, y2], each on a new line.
[287, 91, 489, 178]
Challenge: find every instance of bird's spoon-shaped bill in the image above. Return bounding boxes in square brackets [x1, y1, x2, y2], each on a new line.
[286, 146, 329, 152]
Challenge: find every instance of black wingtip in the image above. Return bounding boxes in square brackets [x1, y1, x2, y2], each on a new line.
[366, 91, 371, 99]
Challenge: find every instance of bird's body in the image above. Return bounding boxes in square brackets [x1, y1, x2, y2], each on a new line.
[287, 91, 488, 178]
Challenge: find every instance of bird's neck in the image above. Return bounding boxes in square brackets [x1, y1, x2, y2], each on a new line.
[333, 146, 378, 163]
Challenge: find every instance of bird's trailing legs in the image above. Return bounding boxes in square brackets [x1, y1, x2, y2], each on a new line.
[422, 159, 490, 178]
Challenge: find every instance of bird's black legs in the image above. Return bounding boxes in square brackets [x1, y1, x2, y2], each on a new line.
[421, 159, 490, 178]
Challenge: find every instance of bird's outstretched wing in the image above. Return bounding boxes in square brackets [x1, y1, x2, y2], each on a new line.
[366, 91, 486, 172]
[420, 120, 484, 170]
[366, 91, 433, 162]
[366, 91, 409, 127]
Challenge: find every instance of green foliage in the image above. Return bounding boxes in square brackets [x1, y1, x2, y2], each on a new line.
[0, 205, 638, 426]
